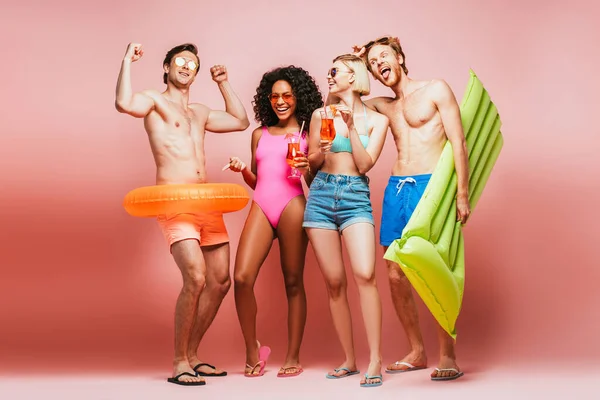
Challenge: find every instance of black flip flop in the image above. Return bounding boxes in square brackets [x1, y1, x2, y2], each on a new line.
[194, 363, 228, 377]
[167, 372, 206, 386]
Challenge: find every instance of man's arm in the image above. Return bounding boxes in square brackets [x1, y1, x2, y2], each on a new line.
[432, 79, 471, 223]
[114, 43, 155, 118]
[205, 65, 250, 133]
[364, 96, 395, 113]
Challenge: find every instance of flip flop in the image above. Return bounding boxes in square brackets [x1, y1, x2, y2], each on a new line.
[326, 367, 360, 379]
[431, 368, 464, 381]
[277, 365, 304, 378]
[193, 362, 227, 377]
[385, 361, 427, 374]
[245, 342, 271, 377]
[167, 372, 206, 386]
[245, 361, 263, 378]
[360, 373, 383, 388]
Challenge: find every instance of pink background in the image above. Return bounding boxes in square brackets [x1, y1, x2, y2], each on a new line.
[1, 0, 598, 375]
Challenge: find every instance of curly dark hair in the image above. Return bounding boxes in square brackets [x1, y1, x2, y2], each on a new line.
[252, 66, 323, 136]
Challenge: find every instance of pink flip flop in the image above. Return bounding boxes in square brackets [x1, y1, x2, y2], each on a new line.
[277, 366, 304, 378]
[245, 343, 271, 377]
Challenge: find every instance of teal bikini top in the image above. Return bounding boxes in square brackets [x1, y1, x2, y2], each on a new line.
[330, 102, 370, 153]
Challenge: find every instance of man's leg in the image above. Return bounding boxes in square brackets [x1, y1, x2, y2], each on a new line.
[187, 241, 231, 376]
[380, 176, 428, 373]
[384, 256, 428, 372]
[430, 324, 462, 380]
[170, 239, 207, 384]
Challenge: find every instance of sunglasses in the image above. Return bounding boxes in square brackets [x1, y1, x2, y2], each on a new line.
[269, 92, 295, 103]
[328, 67, 352, 78]
[174, 57, 198, 71]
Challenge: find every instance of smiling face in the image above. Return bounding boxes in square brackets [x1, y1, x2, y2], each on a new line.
[327, 60, 355, 95]
[367, 44, 403, 87]
[269, 80, 297, 121]
[164, 50, 200, 88]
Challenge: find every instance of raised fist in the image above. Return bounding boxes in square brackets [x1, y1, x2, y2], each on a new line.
[210, 65, 228, 83]
[124, 43, 143, 62]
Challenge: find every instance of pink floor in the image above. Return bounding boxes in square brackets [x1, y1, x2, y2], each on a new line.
[2, 364, 597, 399]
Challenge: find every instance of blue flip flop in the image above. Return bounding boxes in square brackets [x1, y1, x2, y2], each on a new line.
[360, 373, 383, 387]
[326, 367, 360, 379]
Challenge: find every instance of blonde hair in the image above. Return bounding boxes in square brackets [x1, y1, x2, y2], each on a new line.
[332, 54, 370, 96]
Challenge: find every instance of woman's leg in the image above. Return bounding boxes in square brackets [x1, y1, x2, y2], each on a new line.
[233, 202, 274, 374]
[275, 196, 308, 375]
[342, 222, 383, 385]
[306, 227, 358, 377]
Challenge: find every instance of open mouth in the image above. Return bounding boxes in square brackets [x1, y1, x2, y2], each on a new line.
[179, 71, 190, 78]
[275, 106, 290, 113]
[380, 66, 391, 79]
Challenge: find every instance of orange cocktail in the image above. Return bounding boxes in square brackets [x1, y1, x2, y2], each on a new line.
[320, 106, 336, 152]
[286, 141, 300, 166]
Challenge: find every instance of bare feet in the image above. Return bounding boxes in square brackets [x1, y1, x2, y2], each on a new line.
[360, 360, 382, 386]
[385, 350, 427, 372]
[327, 360, 358, 378]
[430, 356, 463, 380]
[171, 360, 205, 385]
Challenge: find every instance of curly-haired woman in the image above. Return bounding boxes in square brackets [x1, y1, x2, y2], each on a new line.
[225, 66, 323, 378]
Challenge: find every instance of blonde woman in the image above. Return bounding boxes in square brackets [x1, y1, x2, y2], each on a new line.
[304, 54, 389, 388]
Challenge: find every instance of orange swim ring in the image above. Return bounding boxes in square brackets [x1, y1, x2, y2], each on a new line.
[123, 183, 250, 217]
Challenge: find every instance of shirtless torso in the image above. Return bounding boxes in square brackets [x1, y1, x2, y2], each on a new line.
[141, 91, 212, 184]
[366, 79, 451, 177]
[115, 43, 249, 185]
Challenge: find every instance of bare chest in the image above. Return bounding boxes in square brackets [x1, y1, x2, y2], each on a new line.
[159, 105, 206, 145]
[380, 97, 441, 141]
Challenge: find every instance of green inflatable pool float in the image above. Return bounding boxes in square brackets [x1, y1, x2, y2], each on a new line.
[383, 70, 503, 339]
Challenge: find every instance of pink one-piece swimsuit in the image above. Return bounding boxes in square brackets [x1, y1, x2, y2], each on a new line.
[253, 126, 307, 229]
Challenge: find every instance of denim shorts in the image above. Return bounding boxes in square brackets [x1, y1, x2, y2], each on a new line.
[303, 171, 374, 231]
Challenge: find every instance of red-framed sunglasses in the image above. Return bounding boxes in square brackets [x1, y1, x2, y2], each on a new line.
[269, 92, 295, 103]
